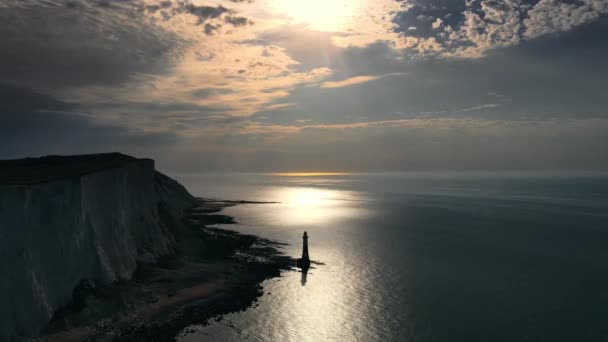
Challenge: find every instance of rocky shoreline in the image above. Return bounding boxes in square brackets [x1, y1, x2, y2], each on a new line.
[35, 199, 295, 342]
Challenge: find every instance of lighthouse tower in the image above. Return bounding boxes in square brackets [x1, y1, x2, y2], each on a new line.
[302, 231, 310, 261]
[298, 231, 310, 269]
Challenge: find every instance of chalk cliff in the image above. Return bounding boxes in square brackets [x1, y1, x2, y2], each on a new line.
[0, 153, 196, 341]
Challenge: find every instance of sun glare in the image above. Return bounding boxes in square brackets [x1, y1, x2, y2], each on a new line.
[269, 0, 362, 31]
[271, 172, 351, 177]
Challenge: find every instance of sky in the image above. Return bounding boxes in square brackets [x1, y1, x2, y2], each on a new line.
[1, 0, 607, 172]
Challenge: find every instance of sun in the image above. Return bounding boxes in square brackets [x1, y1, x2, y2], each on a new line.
[269, 0, 362, 31]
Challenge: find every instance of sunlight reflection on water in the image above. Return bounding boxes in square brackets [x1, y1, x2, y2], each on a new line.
[176, 177, 388, 342]
[267, 186, 370, 226]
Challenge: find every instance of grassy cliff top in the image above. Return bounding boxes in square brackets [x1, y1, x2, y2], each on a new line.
[0, 152, 152, 185]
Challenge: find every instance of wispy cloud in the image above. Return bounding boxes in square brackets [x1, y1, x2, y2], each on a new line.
[320, 75, 381, 89]
[319, 72, 406, 89]
[241, 118, 464, 135]
[238, 117, 608, 139]
[456, 104, 501, 113]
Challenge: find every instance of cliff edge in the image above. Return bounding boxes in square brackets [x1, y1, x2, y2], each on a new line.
[0, 153, 197, 341]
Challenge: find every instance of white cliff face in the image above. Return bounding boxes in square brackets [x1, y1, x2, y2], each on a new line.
[0, 158, 195, 341]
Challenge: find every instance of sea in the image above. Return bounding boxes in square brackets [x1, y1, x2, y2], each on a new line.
[170, 172, 608, 342]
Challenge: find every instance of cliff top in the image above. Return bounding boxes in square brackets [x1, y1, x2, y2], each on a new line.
[0, 153, 152, 185]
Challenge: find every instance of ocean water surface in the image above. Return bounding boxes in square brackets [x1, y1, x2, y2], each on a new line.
[171, 172, 608, 342]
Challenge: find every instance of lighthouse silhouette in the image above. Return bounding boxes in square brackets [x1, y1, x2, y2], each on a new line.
[297, 231, 311, 269]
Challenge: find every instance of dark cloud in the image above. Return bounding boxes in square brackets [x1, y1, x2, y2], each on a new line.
[185, 4, 230, 24]
[0, 0, 255, 94]
[144, 1, 172, 13]
[190, 88, 235, 99]
[391, 0, 608, 57]
[204, 23, 220, 35]
[0, 84, 178, 159]
[0, 83, 72, 114]
[393, 0, 466, 38]
[143, 1, 253, 28]
[224, 15, 250, 27]
[0, 2, 179, 93]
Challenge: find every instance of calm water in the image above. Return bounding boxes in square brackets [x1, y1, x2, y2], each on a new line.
[171, 172, 608, 342]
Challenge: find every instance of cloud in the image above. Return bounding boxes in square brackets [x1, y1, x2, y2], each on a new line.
[0, 84, 178, 159]
[2, 0, 608, 172]
[83, 42, 334, 118]
[319, 72, 406, 89]
[456, 103, 501, 112]
[432, 18, 443, 30]
[0, 83, 71, 113]
[0, 1, 179, 92]
[241, 118, 445, 134]
[255, 30, 608, 131]
[391, 0, 608, 58]
[184, 3, 230, 24]
[224, 15, 250, 27]
[3, 82, 608, 171]
[140, 0, 255, 29]
[524, 0, 608, 38]
[320, 75, 381, 89]
[0, 0, 339, 123]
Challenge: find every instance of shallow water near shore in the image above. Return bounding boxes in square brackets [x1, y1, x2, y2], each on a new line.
[173, 172, 608, 342]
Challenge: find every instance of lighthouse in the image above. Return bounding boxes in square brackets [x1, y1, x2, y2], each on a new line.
[302, 231, 310, 262]
[297, 231, 311, 269]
